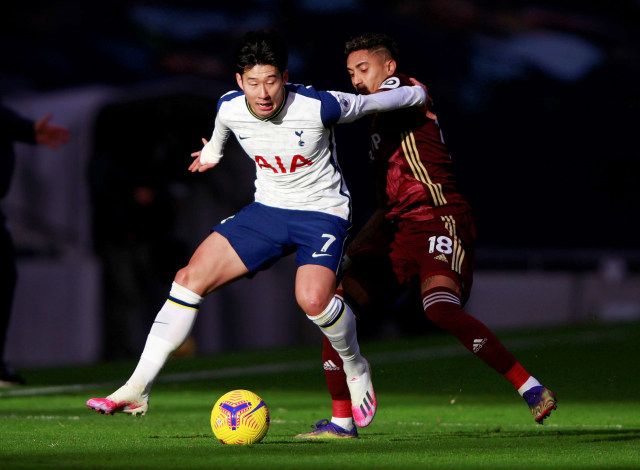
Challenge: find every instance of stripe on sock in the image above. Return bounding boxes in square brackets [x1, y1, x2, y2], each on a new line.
[422, 291, 461, 310]
[321, 300, 345, 328]
[169, 282, 203, 306]
[167, 296, 199, 310]
[309, 296, 345, 328]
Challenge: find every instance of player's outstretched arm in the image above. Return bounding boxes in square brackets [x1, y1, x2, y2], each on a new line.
[191, 113, 229, 172]
[334, 84, 427, 124]
[189, 138, 218, 173]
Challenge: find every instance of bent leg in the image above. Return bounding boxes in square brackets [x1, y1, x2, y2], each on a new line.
[296, 265, 359, 363]
[422, 274, 556, 423]
[322, 331, 351, 414]
[421, 274, 517, 375]
[297, 264, 376, 427]
[136, 231, 248, 379]
[422, 275, 551, 392]
[314, 251, 401, 429]
[87, 231, 248, 415]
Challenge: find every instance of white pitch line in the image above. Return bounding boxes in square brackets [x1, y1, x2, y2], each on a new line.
[0, 327, 630, 399]
[0, 361, 317, 399]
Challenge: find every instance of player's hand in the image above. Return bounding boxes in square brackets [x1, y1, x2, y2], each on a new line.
[409, 77, 427, 93]
[34, 114, 70, 149]
[409, 78, 437, 120]
[189, 137, 217, 173]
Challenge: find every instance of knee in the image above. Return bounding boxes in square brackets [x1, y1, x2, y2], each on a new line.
[422, 287, 464, 329]
[297, 291, 331, 317]
[174, 266, 195, 291]
[295, 265, 336, 316]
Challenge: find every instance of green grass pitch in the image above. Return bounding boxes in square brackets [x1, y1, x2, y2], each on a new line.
[1, 321, 638, 469]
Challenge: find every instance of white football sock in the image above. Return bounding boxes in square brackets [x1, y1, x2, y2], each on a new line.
[332, 417, 354, 431]
[518, 376, 543, 396]
[124, 282, 202, 396]
[308, 296, 365, 378]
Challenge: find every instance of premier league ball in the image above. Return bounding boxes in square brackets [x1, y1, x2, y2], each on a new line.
[210, 389, 270, 444]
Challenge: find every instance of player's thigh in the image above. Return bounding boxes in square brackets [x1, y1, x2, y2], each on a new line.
[421, 273, 461, 297]
[176, 231, 249, 296]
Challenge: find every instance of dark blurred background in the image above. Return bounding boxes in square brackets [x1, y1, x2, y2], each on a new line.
[2, 0, 639, 366]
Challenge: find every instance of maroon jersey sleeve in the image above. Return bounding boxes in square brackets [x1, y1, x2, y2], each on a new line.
[370, 74, 470, 221]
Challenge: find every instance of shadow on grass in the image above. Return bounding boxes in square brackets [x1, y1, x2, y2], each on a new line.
[384, 428, 640, 443]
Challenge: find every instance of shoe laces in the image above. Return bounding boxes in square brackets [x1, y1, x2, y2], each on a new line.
[523, 386, 545, 407]
[311, 419, 331, 430]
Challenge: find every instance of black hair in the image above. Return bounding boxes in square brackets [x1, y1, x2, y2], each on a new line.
[234, 29, 289, 75]
[344, 33, 399, 60]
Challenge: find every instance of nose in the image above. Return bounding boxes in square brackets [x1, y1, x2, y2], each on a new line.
[258, 84, 269, 99]
[351, 73, 363, 90]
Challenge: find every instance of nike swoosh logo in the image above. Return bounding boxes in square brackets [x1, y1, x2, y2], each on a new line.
[312, 252, 332, 258]
[238, 135, 250, 140]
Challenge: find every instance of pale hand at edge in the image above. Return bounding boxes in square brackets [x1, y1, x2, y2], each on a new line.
[189, 137, 217, 173]
[408, 77, 436, 120]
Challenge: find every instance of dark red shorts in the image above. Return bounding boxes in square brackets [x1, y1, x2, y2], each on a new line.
[391, 212, 475, 304]
[344, 212, 476, 305]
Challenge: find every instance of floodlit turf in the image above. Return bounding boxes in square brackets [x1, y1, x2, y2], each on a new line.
[1, 322, 639, 469]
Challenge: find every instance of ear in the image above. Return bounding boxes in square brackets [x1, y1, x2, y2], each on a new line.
[236, 73, 244, 91]
[282, 69, 289, 83]
[386, 59, 397, 76]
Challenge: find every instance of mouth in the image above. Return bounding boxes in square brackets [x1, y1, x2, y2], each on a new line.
[256, 102, 274, 113]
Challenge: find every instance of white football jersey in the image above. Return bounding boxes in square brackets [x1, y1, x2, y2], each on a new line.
[200, 82, 426, 220]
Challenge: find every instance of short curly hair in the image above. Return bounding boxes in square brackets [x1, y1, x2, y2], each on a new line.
[344, 33, 398, 60]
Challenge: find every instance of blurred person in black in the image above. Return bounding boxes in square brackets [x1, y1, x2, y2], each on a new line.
[0, 103, 69, 386]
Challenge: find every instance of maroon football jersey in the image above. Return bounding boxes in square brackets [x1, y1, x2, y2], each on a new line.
[370, 73, 471, 221]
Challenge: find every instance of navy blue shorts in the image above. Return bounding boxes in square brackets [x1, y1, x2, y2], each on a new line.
[213, 202, 351, 275]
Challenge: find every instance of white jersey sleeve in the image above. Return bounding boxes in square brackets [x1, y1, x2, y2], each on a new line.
[192, 83, 424, 221]
[328, 85, 427, 124]
[200, 93, 234, 165]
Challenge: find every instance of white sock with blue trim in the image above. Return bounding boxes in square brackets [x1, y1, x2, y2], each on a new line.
[332, 417, 355, 431]
[308, 296, 366, 378]
[124, 282, 202, 395]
